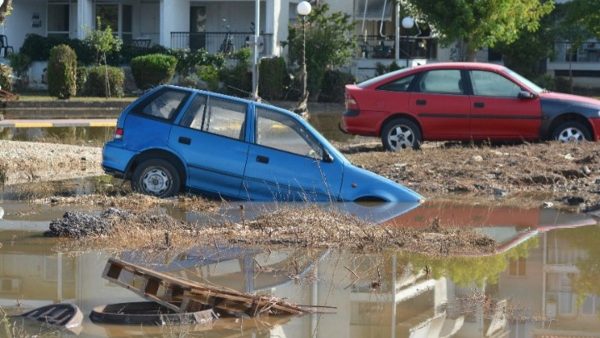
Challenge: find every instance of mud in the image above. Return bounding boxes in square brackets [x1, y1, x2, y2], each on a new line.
[49, 206, 496, 256]
[347, 141, 600, 210]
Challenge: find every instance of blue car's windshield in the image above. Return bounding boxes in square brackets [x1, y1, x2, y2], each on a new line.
[505, 68, 544, 93]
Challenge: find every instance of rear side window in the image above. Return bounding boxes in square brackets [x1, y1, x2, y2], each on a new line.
[255, 107, 323, 159]
[180, 95, 247, 140]
[377, 75, 415, 92]
[139, 89, 188, 120]
[417, 70, 463, 95]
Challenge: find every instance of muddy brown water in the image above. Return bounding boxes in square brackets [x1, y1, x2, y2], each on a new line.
[1, 184, 600, 337]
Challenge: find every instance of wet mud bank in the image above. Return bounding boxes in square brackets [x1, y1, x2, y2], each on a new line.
[45, 205, 497, 256]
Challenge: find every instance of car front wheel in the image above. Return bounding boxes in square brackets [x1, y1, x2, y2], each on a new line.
[132, 159, 181, 197]
[381, 118, 422, 151]
[552, 121, 591, 143]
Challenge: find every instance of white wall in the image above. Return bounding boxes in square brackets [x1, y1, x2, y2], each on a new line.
[160, 0, 191, 47]
[1, 0, 47, 52]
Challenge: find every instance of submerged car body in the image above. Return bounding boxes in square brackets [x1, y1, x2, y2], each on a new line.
[342, 62, 600, 151]
[102, 85, 423, 203]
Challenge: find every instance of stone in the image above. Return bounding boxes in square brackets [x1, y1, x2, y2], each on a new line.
[472, 155, 483, 162]
[564, 153, 575, 161]
[542, 202, 554, 208]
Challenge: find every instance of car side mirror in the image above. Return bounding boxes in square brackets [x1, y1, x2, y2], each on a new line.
[322, 149, 334, 163]
[518, 90, 536, 99]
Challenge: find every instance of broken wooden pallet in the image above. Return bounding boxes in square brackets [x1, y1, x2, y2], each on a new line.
[102, 258, 311, 317]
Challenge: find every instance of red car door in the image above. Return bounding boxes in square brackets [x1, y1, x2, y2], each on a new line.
[468, 70, 542, 140]
[408, 69, 471, 140]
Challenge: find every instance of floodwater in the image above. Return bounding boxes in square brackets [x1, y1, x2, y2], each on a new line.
[1, 180, 600, 337]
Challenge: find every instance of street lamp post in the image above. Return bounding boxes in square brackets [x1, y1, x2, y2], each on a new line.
[294, 1, 311, 118]
[401, 16, 415, 68]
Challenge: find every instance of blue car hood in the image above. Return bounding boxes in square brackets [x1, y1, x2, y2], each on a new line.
[339, 164, 424, 203]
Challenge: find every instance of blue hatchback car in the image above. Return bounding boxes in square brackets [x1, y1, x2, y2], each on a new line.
[102, 85, 423, 203]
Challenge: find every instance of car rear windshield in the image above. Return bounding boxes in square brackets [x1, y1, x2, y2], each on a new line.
[136, 89, 189, 120]
[358, 67, 414, 89]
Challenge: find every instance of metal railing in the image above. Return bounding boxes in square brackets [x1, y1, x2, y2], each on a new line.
[356, 35, 437, 60]
[553, 41, 600, 63]
[171, 32, 273, 55]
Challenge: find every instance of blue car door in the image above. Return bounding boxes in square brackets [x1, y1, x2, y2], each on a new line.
[169, 94, 250, 199]
[241, 107, 344, 201]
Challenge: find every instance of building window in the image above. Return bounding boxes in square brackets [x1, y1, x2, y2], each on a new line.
[48, 3, 70, 40]
[95, 4, 133, 43]
[508, 257, 526, 276]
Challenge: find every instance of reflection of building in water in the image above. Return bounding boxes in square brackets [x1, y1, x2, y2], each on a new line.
[1, 206, 600, 337]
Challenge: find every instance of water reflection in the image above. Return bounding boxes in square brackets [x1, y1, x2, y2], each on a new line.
[1, 194, 600, 337]
[1, 216, 600, 337]
[0, 126, 114, 146]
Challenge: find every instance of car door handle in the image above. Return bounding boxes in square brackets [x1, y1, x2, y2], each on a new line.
[178, 136, 191, 145]
[474, 102, 485, 108]
[416, 99, 427, 106]
[256, 155, 269, 164]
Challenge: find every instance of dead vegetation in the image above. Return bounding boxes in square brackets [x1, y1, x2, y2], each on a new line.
[50, 205, 496, 256]
[348, 142, 600, 209]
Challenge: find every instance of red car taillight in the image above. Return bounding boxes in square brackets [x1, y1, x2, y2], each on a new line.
[114, 127, 124, 140]
[345, 92, 359, 111]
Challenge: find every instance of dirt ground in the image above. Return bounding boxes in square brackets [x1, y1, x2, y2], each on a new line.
[344, 141, 600, 211]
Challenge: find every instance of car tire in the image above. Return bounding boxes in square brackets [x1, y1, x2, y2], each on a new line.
[381, 118, 422, 151]
[132, 159, 181, 197]
[552, 121, 591, 143]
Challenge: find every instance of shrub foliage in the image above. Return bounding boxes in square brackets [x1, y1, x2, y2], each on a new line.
[48, 44, 77, 99]
[130, 53, 178, 89]
[84, 66, 125, 97]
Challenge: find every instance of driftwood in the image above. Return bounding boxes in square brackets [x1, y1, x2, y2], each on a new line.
[102, 258, 323, 317]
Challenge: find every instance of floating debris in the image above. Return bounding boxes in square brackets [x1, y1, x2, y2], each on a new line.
[102, 258, 324, 317]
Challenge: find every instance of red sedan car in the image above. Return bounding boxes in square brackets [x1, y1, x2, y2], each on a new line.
[342, 62, 600, 151]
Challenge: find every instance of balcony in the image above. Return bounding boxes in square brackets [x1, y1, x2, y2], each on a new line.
[355, 35, 437, 60]
[170, 32, 273, 55]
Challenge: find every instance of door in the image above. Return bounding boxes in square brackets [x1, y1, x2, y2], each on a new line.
[409, 69, 471, 140]
[189, 6, 207, 50]
[242, 107, 344, 201]
[169, 94, 249, 199]
[468, 70, 542, 140]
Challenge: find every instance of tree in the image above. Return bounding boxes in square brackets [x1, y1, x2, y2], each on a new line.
[288, 4, 355, 100]
[84, 18, 122, 97]
[0, 0, 12, 24]
[564, 0, 600, 38]
[405, 0, 554, 61]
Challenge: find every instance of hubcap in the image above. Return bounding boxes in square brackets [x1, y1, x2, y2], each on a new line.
[557, 127, 584, 143]
[387, 125, 415, 150]
[141, 168, 171, 195]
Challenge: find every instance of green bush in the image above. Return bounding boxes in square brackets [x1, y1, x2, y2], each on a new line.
[0, 64, 13, 92]
[555, 76, 572, 93]
[197, 65, 220, 91]
[48, 44, 77, 99]
[76, 67, 89, 96]
[259, 57, 288, 100]
[130, 53, 177, 89]
[84, 66, 124, 97]
[220, 48, 252, 96]
[318, 70, 355, 103]
[20, 34, 57, 61]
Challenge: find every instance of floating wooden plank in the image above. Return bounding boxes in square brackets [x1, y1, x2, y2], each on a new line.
[102, 258, 312, 317]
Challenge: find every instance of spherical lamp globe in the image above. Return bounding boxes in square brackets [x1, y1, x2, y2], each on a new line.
[297, 1, 312, 16]
[402, 17, 415, 29]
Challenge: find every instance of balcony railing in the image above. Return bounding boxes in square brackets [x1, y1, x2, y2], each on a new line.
[171, 32, 273, 55]
[553, 41, 600, 63]
[356, 35, 437, 60]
